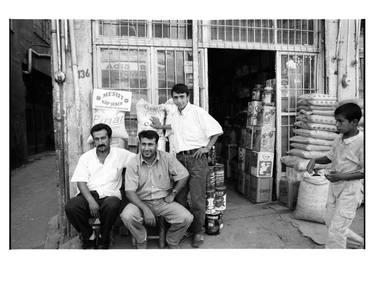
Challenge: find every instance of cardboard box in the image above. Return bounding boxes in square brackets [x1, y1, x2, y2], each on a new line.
[252, 126, 276, 152]
[245, 127, 254, 149]
[238, 147, 246, 172]
[247, 101, 262, 126]
[257, 105, 276, 127]
[237, 171, 247, 195]
[250, 151, 274, 177]
[278, 176, 300, 210]
[246, 175, 273, 203]
[239, 128, 247, 147]
[245, 149, 252, 172]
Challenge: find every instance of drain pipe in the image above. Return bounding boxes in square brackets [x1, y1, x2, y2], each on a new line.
[23, 48, 51, 75]
[68, 20, 83, 154]
[51, 19, 67, 246]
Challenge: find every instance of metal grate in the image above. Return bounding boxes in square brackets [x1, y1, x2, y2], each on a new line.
[99, 47, 149, 116]
[280, 53, 317, 171]
[210, 20, 275, 43]
[98, 20, 148, 37]
[277, 20, 315, 45]
[157, 49, 193, 104]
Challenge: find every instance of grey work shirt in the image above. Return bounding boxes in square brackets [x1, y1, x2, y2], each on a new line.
[125, 150, 189, 201]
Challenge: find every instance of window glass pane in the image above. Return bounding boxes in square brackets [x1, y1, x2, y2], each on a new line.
[154, 22, 162, 37]
[163, 21, 170, 38]
[178, 20, 186, 39]
[158, 89, 167, 104]
[166, 51, 175, 88]
[176, 51, 184, 83]
[157, 51, 166, 88]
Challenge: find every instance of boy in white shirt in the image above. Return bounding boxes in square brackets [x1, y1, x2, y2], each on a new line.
[307, 103, 364, 248]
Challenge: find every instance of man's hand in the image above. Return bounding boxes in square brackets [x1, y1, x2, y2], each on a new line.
[164, 193, 175, 203]
[143, 207, 156, 226]
[193, 147, 210, 159]
[150, 117, 162, 129]
[306, 159, 315, 173]
[325, 171, 344, 182]
[88, 198, 100, 218]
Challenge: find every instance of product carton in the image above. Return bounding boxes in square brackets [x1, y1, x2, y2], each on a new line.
[250, 151, 274, 177]
[278, 176, 300, 210]
[238, 147, 246, 172]
[247, 101, 262, 126]
[252, 126, 276, 152]
[257, 105, 276, 127]
[246, 175, 273, 203]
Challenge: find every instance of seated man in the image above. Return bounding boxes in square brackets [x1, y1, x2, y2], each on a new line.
[65, 123, 135, 249]
[120, 130, 193, 249]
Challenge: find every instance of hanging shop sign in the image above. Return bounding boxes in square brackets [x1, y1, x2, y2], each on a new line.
[93, 88, 132, 111]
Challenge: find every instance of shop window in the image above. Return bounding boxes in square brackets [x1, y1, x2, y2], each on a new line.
[152, 20, 192, 39]
[98, 20, 148, 38]
[276, 19, 315, 45]
[100, 47, 148, 116]
[157, 49, 193, 104]
[210, 20, 275, 44]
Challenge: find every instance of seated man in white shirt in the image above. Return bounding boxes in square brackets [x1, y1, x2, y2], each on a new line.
[65, 123, 135, 249]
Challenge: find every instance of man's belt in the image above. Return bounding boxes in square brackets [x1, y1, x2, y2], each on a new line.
[177, 148, 200, 156]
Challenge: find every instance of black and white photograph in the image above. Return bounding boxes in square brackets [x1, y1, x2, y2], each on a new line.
[4, 0, 373, 280]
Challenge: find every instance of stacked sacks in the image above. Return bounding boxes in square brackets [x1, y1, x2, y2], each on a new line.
[136, 98, 166, 151]
[287, 94, 338, 169]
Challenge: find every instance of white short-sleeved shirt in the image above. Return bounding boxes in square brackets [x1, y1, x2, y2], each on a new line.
[326, 130, 364, 190]
[71, 147, 136, 199]
[170, 102, 223, 153]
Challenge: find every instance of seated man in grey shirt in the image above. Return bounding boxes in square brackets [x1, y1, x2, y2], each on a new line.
[120, 130, 193, 249]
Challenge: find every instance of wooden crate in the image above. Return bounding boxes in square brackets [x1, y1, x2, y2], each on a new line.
[246, 175, 273, 203]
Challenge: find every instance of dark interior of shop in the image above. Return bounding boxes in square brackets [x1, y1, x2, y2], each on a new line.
[207, 48, 275, 164]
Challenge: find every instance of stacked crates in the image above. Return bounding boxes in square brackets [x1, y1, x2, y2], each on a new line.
[237, 85, 276, 203]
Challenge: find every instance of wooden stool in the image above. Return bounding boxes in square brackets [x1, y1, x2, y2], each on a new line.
[88, 218, 101, 247]
[131, 216, 166, 249]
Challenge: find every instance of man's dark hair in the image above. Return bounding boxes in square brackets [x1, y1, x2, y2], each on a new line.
[171, 83, 189, 96]
[138, 130, 159, 143]
[90, 123, 112, 138]
[334, 103, 362, 122]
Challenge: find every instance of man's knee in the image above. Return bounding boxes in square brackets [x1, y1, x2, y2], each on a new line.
[104, 196, 121, 210]
[181, 211, 194, 225]
[119, 208, 135, 225]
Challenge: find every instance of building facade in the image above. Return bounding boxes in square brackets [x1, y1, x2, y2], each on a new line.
[10, 19, 54, 169]
[49, 19, 364, 241]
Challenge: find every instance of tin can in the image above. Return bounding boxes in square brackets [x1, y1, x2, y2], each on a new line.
[251, 84, 263, 101]
[247, 101, 263, 126]
[208, 145, 216, 166]
[262, 86, 274, 104]
[214, 185, 227, 211]
[205, 210, 222, 235]
[214, 163, 225, 187]
[206, 166, 216, 191]
[206, 189, 215, 212]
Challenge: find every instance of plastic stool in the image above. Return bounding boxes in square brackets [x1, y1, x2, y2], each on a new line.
[131, 216, 166, 249]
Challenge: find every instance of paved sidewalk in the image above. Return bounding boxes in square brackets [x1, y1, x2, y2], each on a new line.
[10, 152, 58, 249]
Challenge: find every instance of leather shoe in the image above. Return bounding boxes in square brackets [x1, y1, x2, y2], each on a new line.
[192, 234, 204, 248]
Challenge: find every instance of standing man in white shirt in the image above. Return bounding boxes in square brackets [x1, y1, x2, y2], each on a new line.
[151, 83, 223, 247]
[65, 123, 135, 249]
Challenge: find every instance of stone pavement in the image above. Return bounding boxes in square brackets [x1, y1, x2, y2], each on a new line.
[10, 153, 364, 250]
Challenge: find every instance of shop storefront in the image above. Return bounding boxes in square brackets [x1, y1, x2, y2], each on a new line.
[50, 19, 363, 239]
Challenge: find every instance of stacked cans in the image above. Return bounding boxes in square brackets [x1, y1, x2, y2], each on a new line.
[205, 148, 226, 235]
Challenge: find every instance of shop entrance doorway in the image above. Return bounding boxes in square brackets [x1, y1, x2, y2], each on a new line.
[207, 49, 276, 198]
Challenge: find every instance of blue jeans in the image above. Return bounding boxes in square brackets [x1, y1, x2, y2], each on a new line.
[176, 153, 208, 234]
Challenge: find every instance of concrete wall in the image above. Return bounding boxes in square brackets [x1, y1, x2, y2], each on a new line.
[325, 19, 361, 101]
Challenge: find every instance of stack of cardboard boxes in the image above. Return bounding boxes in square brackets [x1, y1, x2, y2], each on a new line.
[237, 89, 276, 203]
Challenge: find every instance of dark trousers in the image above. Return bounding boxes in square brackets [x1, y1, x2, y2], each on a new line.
[65, 191, 121, 243]
[176, 153, 208, 234]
